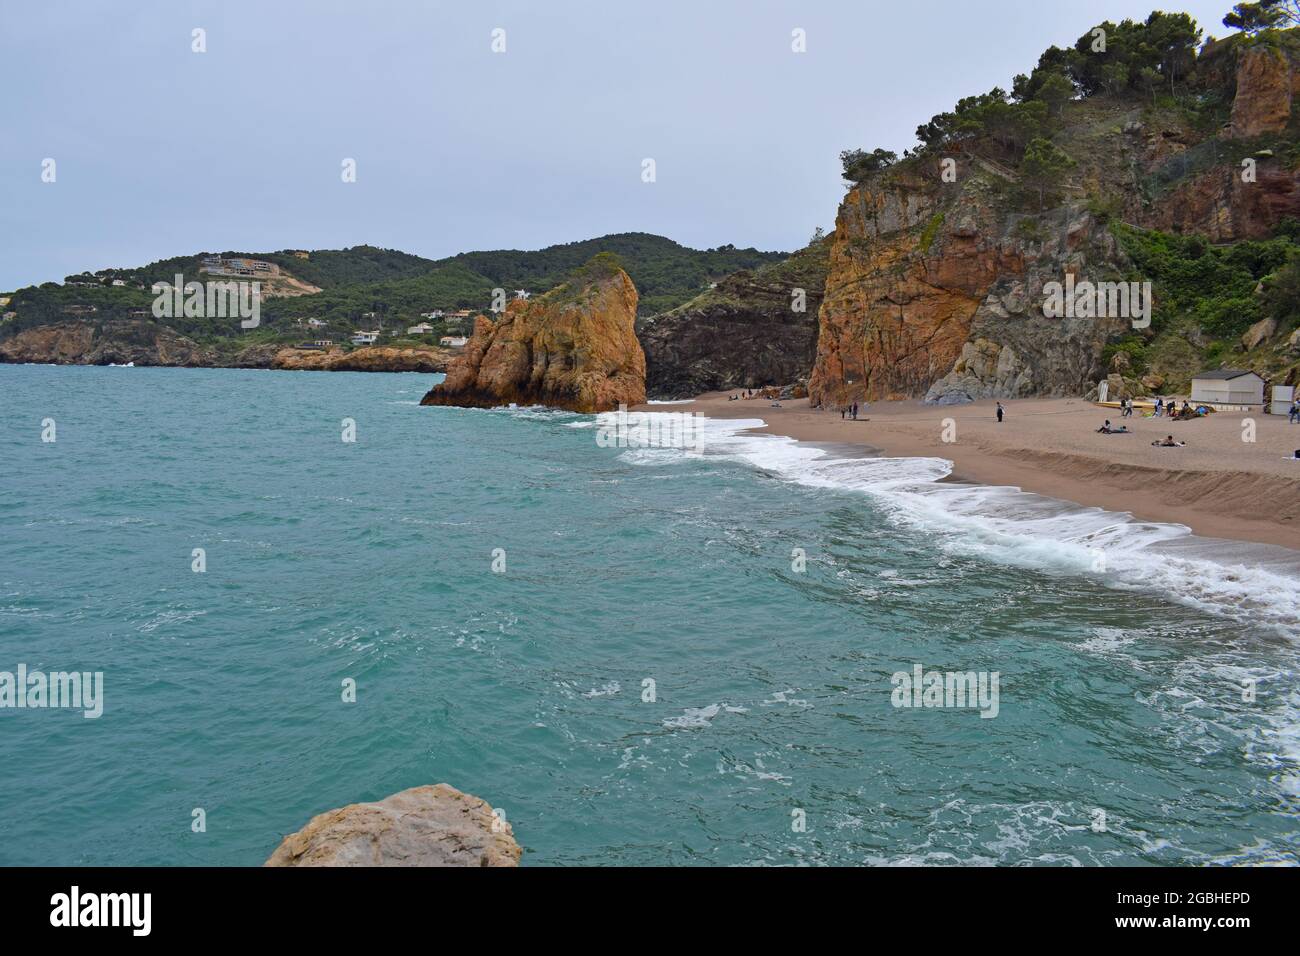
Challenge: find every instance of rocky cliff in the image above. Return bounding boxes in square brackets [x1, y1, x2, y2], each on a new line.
[809, 166, 1136, 406]
[421, 256, 646, 412]
[637, 238, 829, 398]
[264, 784, 520, 867]
[1228, 41, 1300, 138]
[809, 33, 1300, 407]
[0, 320, 215, 366]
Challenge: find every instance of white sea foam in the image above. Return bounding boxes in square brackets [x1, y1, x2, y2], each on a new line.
[607, 412, 1300, 634]
[662, 703, 723, 729]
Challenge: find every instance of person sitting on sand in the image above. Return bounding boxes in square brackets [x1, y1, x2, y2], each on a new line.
[1152, 435, 1185, 447]
[1098, 420, 1113, 434]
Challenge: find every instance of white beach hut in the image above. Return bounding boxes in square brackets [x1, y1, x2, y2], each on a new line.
[1189, 369, 1265, 407]
[1271, 384, 1297, 416]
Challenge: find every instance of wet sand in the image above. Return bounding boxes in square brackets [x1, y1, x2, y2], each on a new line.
[645, 394, 1300, 551]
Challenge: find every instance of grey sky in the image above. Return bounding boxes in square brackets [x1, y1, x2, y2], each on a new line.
[1, 0, 1237, 289]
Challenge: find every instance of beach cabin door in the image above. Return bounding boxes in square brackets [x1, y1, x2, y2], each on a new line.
[1271, 384, 1296, 416]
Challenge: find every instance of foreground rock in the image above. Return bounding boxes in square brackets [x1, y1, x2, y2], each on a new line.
[264, 784, 520, 867]
[0, 320, 215, 366]
[421, 255, 645, 412]
[638, 237, 829, 399]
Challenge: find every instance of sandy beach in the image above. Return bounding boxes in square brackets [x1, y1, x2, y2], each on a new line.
[651, 393, 1300, 552]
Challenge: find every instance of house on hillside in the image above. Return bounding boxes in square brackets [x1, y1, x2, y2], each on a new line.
[407, 322, 436, 335]
[440, 335, 469, 347]
[203, 256, 273, 277]
[1189, 369, 1266, 407]
[351, 331, 380, 346]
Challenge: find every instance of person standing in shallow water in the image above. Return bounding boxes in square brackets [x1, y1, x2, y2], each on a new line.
[996, 402, 1004, 423]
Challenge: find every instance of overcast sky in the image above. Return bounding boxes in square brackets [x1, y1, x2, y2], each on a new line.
[0, 0, 1238, 289]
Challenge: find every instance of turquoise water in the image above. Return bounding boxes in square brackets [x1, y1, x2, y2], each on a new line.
[1, 364, 1297, 866]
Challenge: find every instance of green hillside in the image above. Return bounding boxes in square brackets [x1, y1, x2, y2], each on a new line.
[1, 233, 788, 352]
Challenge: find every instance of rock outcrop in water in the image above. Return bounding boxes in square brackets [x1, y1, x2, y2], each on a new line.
[637, 238, 829, 399]
[272, 345, 452, 373]
[420, 255, 645, 412]
[0, 320, 215, 366]
[264, 784, 521, 867]
[0, 323, 453, 373]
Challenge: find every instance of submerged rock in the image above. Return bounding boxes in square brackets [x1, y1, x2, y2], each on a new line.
[264, 784, 521, 867]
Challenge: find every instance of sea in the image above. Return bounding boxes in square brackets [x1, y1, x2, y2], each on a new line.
[1, 363, 1297, 865]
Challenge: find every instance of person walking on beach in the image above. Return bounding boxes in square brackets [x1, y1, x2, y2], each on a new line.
[996, 402, 1004, 423]
[1290, 400, 1299, 424]
[841, 405, 846, 420]
[851, 402, 858, 421]
[1154, 398, 1163, 418]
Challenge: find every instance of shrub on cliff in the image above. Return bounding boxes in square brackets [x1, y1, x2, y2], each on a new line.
[840, 148, 898, 183]
[1020, 138, 1077, 208]
[910, 11, 1205, 165]
[1115, 222, 1295, 338]
[1223, 1, 1293, 34]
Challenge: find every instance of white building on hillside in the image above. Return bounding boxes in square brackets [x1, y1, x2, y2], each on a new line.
[351, 330, 380, 346]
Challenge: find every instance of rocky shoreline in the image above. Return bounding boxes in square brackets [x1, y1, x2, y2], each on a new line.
[0, 320, 454, 373]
